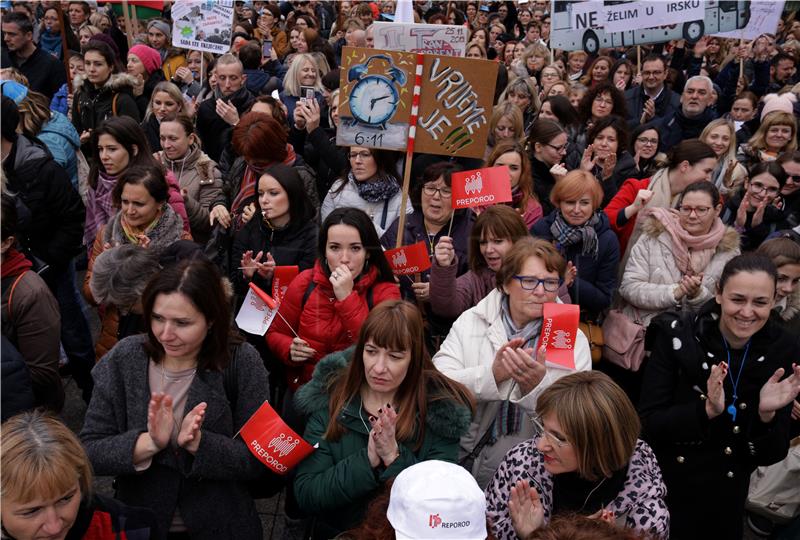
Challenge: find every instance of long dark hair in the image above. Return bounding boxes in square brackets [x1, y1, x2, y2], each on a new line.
[717, 253, 777, 295]
[258, 163, 315, 224]
[89, 116, 159, 189]
[332, 148, 400, 195]
[318, 207, 395, 283]
[586, 115, 629, 158]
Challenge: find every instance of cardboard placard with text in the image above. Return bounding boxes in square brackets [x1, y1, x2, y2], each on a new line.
[450, 166, 513, 210]
[539, 303, 580, 370]
[171, 0, 235, 54]
[240, 401, 315, 475]
[384, 241, 431, 276]
[371, 21, 468, 56]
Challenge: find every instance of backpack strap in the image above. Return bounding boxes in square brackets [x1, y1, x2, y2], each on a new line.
[367, 286, 373, 310]
[4, 271, 28, 319]
[112, 93, 119, 116]
[222, 345, 239, 411]
[301, 280, 316, 309]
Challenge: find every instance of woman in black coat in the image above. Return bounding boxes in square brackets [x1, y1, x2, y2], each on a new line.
[640, 253, 800, 540]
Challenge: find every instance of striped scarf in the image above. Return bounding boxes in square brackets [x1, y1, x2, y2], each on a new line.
[549, 211, 601, 259]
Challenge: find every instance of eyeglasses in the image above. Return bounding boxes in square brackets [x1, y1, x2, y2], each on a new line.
[531, 415, 570, 447]
[636, 137, 658, 146]
[546, 142, 568, 153]
[593, 96, 614, 105]
[422, 185, 452, 198]
[786, 174, 800, 183]
[348, 151, 372, 161]
[750, 181, 780, 195]
[641, 70, 664, 78]
[678, 205, 712, 217]
[512, 275, 562, 292]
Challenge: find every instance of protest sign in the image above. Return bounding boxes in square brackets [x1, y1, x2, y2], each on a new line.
[171, 0, 234, 54]
[451, 166, 513, 210]
[714, 1, 784, 40]
[602, 1, 705, 34]
[539, 303, 580, 370]
[235, 268, 297, 336]
[239, 401, 315, 475]
[384, 241, 432, 276]
[372, 21, 468, 57]
[338, 47, 496, 159]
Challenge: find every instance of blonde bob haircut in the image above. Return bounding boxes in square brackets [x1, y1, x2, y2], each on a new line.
[536, 371, 640, 481]
[495, 237, 567, 290]
[747, 111, 798, 154]
[488, 102, 525, 145]
[700, 118, 738, 163]
[550, 170, 604, 211]
[145, 81, 187, 121]
[1, 411, 93, 505]
[284, 53, 324, 97]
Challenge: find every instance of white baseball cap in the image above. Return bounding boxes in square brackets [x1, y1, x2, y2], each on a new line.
[386, 461, 487, 540]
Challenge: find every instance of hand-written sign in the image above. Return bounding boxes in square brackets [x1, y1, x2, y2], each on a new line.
[171, 0, 234, 54]
[714, 0, 784, 40]
[384, 241, 431, 276]
[539, 303, 579, 370]
[451, 166, 513, 209]
[337, 47, 496, 158]
[371, 21, 468, 57]
[602, 1, 704, 33]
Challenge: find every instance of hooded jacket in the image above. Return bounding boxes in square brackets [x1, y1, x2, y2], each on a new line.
[486, 438, 670, 540]
[292, 348, 472, 538]
[2, 135, 85, 268]
[619, 217, 740, 327]
[266, 262, 400, 390]
[37, 110, 81, 189]
[71, 73, 141, 145]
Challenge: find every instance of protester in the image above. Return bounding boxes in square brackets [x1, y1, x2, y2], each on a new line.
[127, 44, 165, 118]
[141, 81, 190, 152]
[757, 237, 800, 334]
[1, 11, 67, 100]
[661, 76, 718, 150]
[700, 118, 748, 197]
[625, 55, 680, 129]
[485, 140, 543, 228]
[529, 119, 569, 215]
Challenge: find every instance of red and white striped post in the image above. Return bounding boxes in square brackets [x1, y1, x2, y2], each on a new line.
[394, 53, 425, 249]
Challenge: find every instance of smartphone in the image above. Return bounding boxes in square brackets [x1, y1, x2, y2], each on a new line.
[262, 40, 272, 58]
[300, 85, 315, 101]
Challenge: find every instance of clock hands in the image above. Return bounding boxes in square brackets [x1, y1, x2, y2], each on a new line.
[369, 94, 392, 110]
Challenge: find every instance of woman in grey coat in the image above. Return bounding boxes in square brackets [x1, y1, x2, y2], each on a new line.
[80, 259, 270, 540]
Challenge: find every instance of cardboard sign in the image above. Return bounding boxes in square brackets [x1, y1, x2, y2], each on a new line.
[240, 401, 315, 475]
[371, 21, 468, 57]
[384, 241, 431, 276]
[451, 166, 513, 210]
[171, 0, 234, 54]
[539, 303, 580, 370]
[602, 1, 705, 33]
[235, 268, 297, 336]
[337, 47, 497, 159]
[714, 1, 784, 40]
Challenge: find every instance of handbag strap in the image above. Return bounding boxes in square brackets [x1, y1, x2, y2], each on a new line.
[459, 416, 498, 467]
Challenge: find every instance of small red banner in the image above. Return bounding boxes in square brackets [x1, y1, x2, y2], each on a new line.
[239, 401, 315, 475]
[272, 266, 299, 300]
[384, 241, 432, 275]
[450, 166, 513, 209]
[539, 303, 580, 370]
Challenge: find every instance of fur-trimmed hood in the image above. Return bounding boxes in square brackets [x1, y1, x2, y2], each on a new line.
[294, 347, 472, 441]
[641, 216, 740, 253]
[73, 72, 138, 94]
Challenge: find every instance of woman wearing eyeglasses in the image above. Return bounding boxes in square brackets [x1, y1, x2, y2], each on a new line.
[619, 181, 740, 331]
[485, 371, 669, 540]
[433, 238, 592, 488]
[627, 123, 663, 181]
[321, 147, 410, 238]
[529, 119, 569, 216]
[721, 162, 788, 251]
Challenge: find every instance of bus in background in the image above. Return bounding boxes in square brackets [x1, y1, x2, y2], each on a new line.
[550, 0, 751, 53]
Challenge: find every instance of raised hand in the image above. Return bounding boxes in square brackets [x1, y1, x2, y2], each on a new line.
[241, 250, 264, 279]
[705, 362, 728, 419]
[241, 202, 256, 225]
[411, 282, 430, 302]
[640, 97, 655, 124]
[329, 264, 355, 301]
[564, 261, 578, 287]
[492, 338, 526, 385]
[289, 337, 316, 363]
[751, 198, 768, 228]
[148, 393, 175, 451]
[580, 144, 597, 172]
[735, 192, 751, 228]
[215, 98, 240, 126]
[434, 236, 455, 267]
[370, 404, 400, 466]
[758, 364, 800, 423]
[509, 479, 545, 539]
[178, 402, 207, 454]
[501, 345, 547, 396]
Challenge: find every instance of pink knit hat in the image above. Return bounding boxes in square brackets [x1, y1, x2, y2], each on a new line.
[128, 44, 162, 76]
[760, 92, 797, 121]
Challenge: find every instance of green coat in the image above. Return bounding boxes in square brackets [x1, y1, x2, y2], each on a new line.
[293, 348, 472, 538]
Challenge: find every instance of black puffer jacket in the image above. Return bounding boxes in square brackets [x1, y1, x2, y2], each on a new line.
[2, 135, 85, 268]
[71, 73, 141, 153]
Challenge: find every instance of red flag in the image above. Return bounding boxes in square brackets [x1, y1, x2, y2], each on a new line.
[239, 401, 315, 475]
[384, 241, 432, 275]
[539, 303, 580, 370]
[451, 166, 513, 209]
[272, 266, 299, 301]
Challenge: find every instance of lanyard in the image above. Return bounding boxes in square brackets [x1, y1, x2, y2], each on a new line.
[721, 336, 751, 422]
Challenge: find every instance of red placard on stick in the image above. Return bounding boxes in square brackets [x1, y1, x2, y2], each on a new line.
[384, 241, 432, 275]
[539, 303, 580, 370]
[239, 401, 315, 475]
[451, 166, 513, 209]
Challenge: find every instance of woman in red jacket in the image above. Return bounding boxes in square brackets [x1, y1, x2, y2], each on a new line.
[268, 207, 400, 391]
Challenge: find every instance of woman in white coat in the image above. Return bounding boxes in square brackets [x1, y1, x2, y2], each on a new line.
[433, 238, 592, 488]
[619, 181, 740, 328]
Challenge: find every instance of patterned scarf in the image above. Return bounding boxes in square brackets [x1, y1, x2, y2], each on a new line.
[644, 207, 726, 275]
[231, 145, 298, 230]
[83, 171, 118, 250]
[491, 294, 543, 440]
[104, 204, 184, 252]
[351, 171, 400, 202]
[549, 211, 601, 259]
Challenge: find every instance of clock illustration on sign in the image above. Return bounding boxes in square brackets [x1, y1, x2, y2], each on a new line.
[347, 54, 406, 128]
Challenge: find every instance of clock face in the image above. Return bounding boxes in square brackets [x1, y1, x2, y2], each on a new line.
[348, 75, 399, 126]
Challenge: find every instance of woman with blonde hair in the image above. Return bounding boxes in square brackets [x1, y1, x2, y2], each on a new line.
[486, 102, 525, 159]
[499, 77, 540, 136]
[737, 106, 798, 169]
[465, 41, 487, 59]
[700, 118, 748, 197]
[485, 371, 669, 540]
[141, 81, 190, 152]
[2, 410, 157, 539]
[280, 52, 325, 129]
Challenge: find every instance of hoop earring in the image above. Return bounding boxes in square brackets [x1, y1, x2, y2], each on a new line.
[322, 258, 330, 275]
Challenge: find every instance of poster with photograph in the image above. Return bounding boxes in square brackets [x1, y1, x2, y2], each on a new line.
[172, 0, 235, 54]
[371, 21, 468, 56]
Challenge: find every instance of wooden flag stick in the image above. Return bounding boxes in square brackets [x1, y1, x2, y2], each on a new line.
[55, 5, 72, 94]
[121, 0, 135, 50]
[739, 39, 744, 79]
[636, 45, 641, 74]
[395, 53, 425, 249]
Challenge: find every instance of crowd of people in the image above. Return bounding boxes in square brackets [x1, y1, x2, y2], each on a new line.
[2, 1, 800, 539]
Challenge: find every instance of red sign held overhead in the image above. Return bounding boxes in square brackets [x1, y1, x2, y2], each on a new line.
[539, 303, 580, 370]
[451, 166, 513, 209]
[239, 401, 315, 475]
[384, 241, 432, 275]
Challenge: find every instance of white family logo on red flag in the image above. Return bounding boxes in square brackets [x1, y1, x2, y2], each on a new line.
[539, 303, 580, 370]
[239, 401, 315, 475]
[384, 241, 431, 275]
[272, 265, 299, 301]
[451, 166, 513, 209]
